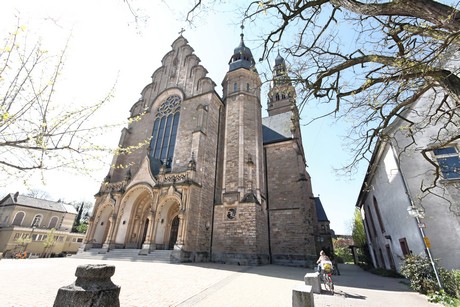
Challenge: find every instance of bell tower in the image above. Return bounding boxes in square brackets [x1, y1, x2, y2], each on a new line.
[212, 28, 269, 265]
[267, 52, 296, 116]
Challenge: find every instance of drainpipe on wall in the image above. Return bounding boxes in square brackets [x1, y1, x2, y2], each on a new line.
[389, 142, 443, 290]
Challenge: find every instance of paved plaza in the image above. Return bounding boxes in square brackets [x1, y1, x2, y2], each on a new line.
[0, 258, 439, 306]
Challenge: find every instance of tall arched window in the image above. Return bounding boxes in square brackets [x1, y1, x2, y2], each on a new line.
[373, 196, 385, 233]
[12, 212, 25, 226]
[150, 95, 181, 175]
[48, 216, 59, 229]
[31, 214, 43, 227]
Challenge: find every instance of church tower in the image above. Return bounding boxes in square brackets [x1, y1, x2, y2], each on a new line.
[267, 52, 296, 116]
[211, 31, 270, 265]
[262, 52, 318, 266]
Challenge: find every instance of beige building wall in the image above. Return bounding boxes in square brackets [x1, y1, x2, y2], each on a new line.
[0, 195, 84, 258]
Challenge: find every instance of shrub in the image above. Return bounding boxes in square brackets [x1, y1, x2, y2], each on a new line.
[428, 290, 460, 307]
[440, 269, 460, 299]
[401, 255, 460, 300]
[334, 246, 353, 263]
[400, 255, 440, 294]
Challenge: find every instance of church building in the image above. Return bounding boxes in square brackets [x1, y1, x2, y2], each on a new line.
[83, 33, 323, 266]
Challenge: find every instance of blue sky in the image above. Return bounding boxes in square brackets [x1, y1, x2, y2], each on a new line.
[0, 0, 366, 234]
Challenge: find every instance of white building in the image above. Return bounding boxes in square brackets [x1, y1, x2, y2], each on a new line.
[355, 84, 460, 271]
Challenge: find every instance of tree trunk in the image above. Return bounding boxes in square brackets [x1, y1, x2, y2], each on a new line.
[331, 0, 460, 32]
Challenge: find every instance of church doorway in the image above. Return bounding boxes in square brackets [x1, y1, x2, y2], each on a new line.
[168, 216, 179, 250]
[124, 192, 152, 249]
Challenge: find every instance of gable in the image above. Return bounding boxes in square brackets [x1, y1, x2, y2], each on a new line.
[262, 112, 293, 144]
[134, 36, 218, 117]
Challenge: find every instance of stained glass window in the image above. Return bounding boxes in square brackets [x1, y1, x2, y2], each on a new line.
[149, 95, 181, 175]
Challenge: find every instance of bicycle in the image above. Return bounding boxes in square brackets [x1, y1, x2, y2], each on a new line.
[321, 270, 334, 295]
[320, 263, 334, 294]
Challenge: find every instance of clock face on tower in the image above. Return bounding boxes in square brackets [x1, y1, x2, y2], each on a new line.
[226, 208, 237, 220]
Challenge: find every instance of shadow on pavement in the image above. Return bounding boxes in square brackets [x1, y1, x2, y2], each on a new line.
[327, 264, 410, 292]
[333, 289, 367, 300]
[183, 262, 411, 293]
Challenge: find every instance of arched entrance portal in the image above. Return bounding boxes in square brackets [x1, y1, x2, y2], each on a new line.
[168, 216, 179, 249]
[125, 192, 151, 249]
[91, 204, 113, 248]
[155, 198, 181, 250]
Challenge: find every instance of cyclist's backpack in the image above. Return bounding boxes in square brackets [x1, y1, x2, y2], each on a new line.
[323, 262, 332, 273]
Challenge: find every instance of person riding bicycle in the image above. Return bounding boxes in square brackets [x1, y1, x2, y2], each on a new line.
[316, 250, 335, 293]
[316, 250, 333, 273]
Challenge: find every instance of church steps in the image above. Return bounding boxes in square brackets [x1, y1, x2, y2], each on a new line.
[72, 249, 173, 263]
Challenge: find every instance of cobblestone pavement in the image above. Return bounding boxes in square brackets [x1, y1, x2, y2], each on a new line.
[0, 258, 439, 306]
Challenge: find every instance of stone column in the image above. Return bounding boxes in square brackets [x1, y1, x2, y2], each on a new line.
[110, 193, 124, 244]
[86, 196, 105, 246]
[139, 210, 155, 254]
[102, 213, 117, 250]
[151, 212, 161, 250]
[82, 220, 95, 251]
[53, 264, 120, 307]
[177, 188, 189, 247]
[176, 210, 185, 246]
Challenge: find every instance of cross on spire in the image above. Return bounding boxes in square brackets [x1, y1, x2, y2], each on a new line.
[179, 28, 185, 36]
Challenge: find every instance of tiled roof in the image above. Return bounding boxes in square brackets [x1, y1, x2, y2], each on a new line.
[1, 193, 77, 214]
[314, 197, 329, 222]
[262, 112, 293, 144]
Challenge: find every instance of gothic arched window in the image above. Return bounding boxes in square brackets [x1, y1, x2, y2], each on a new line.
[149, 95, 181, 175]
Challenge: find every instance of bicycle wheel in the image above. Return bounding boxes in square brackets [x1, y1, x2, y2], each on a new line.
[327, 275, 334, 294]
[322, 273, 329, 291]
[323, 273, 334, 294]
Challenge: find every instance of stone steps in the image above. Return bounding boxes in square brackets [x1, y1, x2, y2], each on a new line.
[72, 249, 173, 263]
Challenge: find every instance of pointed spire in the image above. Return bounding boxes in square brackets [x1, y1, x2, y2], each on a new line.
[275, 51, 285, 67]
[239, 24, 245, 47]
[272, 51, 289, 85]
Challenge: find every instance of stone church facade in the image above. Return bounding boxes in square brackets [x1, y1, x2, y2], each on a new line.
[83, 34, 320, 266]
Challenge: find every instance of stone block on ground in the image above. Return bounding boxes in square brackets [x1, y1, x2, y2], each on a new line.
[292, 284, 314, 307]
[53, 264, 120, 307]
[304, 272, 321, 294]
